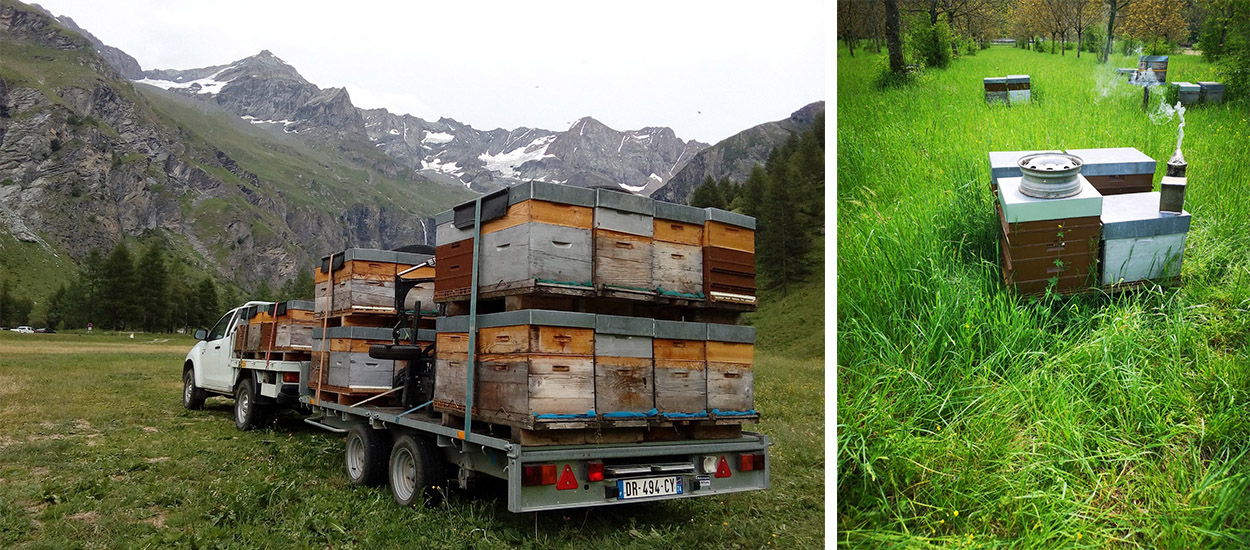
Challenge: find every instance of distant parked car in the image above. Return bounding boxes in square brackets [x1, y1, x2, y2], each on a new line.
[35, 328, 55, 334]
[11, 326, 34, 334]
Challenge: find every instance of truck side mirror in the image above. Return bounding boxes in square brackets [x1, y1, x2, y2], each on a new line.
[194, 329, 208, 340]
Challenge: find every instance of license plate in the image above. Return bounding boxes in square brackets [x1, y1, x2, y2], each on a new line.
[617, 476, 683, 500]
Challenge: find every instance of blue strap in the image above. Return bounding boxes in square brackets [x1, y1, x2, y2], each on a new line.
[534, 410, 596, 420]
[711, 409, 758, 417]
[661, 411, 709, 419]
[602, 408, 659, 419]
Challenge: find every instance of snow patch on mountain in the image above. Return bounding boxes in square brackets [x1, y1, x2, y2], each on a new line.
[422, 131, 454, 144]
[135, 64, 237, 96]
[478, 135, 557, 178]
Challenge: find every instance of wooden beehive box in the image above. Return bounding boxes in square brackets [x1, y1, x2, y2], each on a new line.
[1138, 55, 1168, 83]
[1174, 82, 1200, 105]
[1065, 147, 1155, 196]
[984, 77, 1008, 104]
[594, 189, 654, 292]
[1198, 81, 1225, 103]
[703, 208, 756, 305]
[1007, 75, 1030, 103]
[272, 300, 315, 350]
[997, 176, 1103, 295]
[705, 323, 755, 416]
[312, 326, 415, 391]
[433, 311, 597, 428]
[242, 304, 273, 352]
[434, 182, 596, 299]
[314, 249, 432, 318]
[594, 314, 655, 417]
[653, 320, 707, 418]
[653, 201, 705, 299]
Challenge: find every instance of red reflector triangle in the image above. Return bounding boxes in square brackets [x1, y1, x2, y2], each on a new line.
[556, 464, 578, 490]
[715, 456, 732, 478]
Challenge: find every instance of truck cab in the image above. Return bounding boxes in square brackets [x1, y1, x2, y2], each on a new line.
[182, 301, 305, 429]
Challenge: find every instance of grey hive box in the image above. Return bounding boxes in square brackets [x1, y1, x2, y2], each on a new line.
[1099, 192, 1190, 286]
[1198, 81, 1225, 103]
[1174, 82, 1200, 105]
[1007, 75, 1031, 103]
[984, 77, 1008, 104]
[705, 324, 755, 414]
[1065, 147, 1156, 196]
[479, 222, 593, 288]
[595, 315, 656, 416]
[653, 320, 709, 416]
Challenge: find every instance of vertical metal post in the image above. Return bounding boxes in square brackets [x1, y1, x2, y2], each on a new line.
[463, 197, 483, 442]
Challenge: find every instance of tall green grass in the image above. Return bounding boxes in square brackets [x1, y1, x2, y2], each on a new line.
[838, 46, 1250, 547]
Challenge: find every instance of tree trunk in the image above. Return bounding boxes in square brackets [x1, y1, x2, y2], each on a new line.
[1102, 1, 1119, 64]
[1077, 28, 1082, 58]
[929, 0, 938, 25]
[846, 36, 856, 57]
[884, 0, 905, 73]
[1061, 32, 1066, 55]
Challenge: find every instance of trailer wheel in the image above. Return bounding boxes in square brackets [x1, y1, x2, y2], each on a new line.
[345, 424, 390, 486]
[234, 377, 270, 431]
[183, 368, 207, 410]
[388, 434, 443, 506]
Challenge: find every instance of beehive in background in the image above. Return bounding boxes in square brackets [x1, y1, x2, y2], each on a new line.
[703, 208, 756, 304]
[997, 174, 1103, 295]
[705, 324, 755, 416]
[1174, 82, 1200, 105]
[1137, 55, 1168, 84]
[1007, 75, 1031, 103]
[315, 249, 433, 318]
[1198, 81, 1225, 103]
[434, 311, 597, 427]
[594, 315, 655, 417]
[653, 320, 708, 417]
[652, 202, 705, 298]
[1100, 192, 1190, 286]
[312, 326, 433, 392]
[984, 77, 1008, 104]
[1065, 147, 1155, 196]
[593, 189, 655, 292]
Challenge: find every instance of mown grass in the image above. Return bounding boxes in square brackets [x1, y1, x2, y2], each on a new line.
[0, 299, 824, 549]
[838, 46, 1250, 547]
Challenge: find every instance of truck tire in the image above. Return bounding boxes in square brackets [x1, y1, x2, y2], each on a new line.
[183, 368, 207, 410]
[388, 433, 444, 506]
[234, 377, 271, 431]
[345, 424, 390, 487]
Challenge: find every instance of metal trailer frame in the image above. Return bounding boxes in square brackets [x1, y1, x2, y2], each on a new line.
[302, 192, 771, 512]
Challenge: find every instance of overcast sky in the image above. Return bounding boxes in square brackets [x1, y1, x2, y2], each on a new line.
[33, 0, 826, 144]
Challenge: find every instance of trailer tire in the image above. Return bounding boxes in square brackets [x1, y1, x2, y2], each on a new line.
[183, 368, 207, 410]
[345, 424, 390, 487]
[234, 377, 270, 431]
[388, 434, 443, 507]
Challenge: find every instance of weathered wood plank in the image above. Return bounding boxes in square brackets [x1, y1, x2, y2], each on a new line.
[654, 219, 703, 246]
[653, 242, 703, 296]
[594, 229, 653, 290]
[707, 361, 753, 412]
[655, 359, 706, 414]
[703, 220, 755, 252]
[706, 341, 753, 363]
[594, 356, 654, 413]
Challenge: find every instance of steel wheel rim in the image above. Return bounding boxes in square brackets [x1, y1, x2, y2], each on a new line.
[237, 391, 250, 424]
[392, 447, 416, 501]
[347, 435, 365, 480]
[184, 374, 193, 404]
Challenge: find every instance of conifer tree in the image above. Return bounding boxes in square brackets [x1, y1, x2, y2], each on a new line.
[137, 242, 170, 332]
[194, 277, 219, 329]
[757, 170, 810, 295]
[689, 175, 727, 209]
[101, 243, 139, 330]
[739, 165, 769, 218]
[278, 267, 315, 301]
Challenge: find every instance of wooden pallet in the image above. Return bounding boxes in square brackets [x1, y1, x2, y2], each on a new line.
[308, 382, 398, 406]
[314, 310, 401, 328]
[439, 412, 744, 446]
[438, 279, 754, 319]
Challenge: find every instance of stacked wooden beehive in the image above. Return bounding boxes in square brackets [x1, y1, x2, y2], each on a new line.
[1138, 55, 1168, 84]
[431, 182, 757, 444]
[309, 248, 435, 402]
[234, 300, 316, 360]
[984, 75, 1030, 105]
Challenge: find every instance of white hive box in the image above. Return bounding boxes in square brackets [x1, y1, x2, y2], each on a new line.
[1099, 192, 1190, 286]
[997, 175, 1104, 223]
[1007, 75, 1030, 103]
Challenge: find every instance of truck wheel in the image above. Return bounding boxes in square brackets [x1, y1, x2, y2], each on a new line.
[234, 377, 270, 430]
[183, 369, 207, 410]
[346, 424, 390, 486]
[388, 434, 444, 506]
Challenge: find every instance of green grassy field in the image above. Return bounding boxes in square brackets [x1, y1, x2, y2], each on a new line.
[0, 277, 824, 548]
[838, 46, 1250, 547]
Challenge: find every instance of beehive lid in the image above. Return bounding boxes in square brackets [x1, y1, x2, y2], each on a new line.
[434, 209, 454, 225]
[321, 248, 433, 271]
[510, 181, 596, 207]
[1139, 55, 1168, 63]
[654, 320, 707, 341]
[1174, 82, 1199, 91]
[1100, 192, 1191, 239]
[313, 326, 394, 341]
[998, 175, 1103, 223]
[705, 208, 756, 230]
[989, 150, 1063, 181]
[1064, 147, 1156, 176]
[436, 316, 469, 333]
[654, 201, 706, 225]
[1006, 75, 1029, 83]
[436, 310, 597, 333]
[595, 188, 654, 215]
[706, 324, 755, 344]
[1198, 81, 1225, 90]
[983, 77, 1006, 85]
[395, 328, 437, 342]
[596, 314, 655, 337]
[275, 300, 314, 316]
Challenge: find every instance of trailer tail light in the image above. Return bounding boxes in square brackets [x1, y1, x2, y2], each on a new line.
[739, 453, 766, 471]
[714, 456, 732, 478]
[587, 461, 605, 482]
[523, 464, 558, 486]
[556, 464, 578, 490]
[282, 372, 299, 383]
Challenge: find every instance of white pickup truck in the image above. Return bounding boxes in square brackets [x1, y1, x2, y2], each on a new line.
[181, 301, 306, 430]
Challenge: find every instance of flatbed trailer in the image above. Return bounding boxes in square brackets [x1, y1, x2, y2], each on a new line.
[301, 394, 771, 512]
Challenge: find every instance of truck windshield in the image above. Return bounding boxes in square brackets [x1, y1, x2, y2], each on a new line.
[206, 311, 235, 341]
